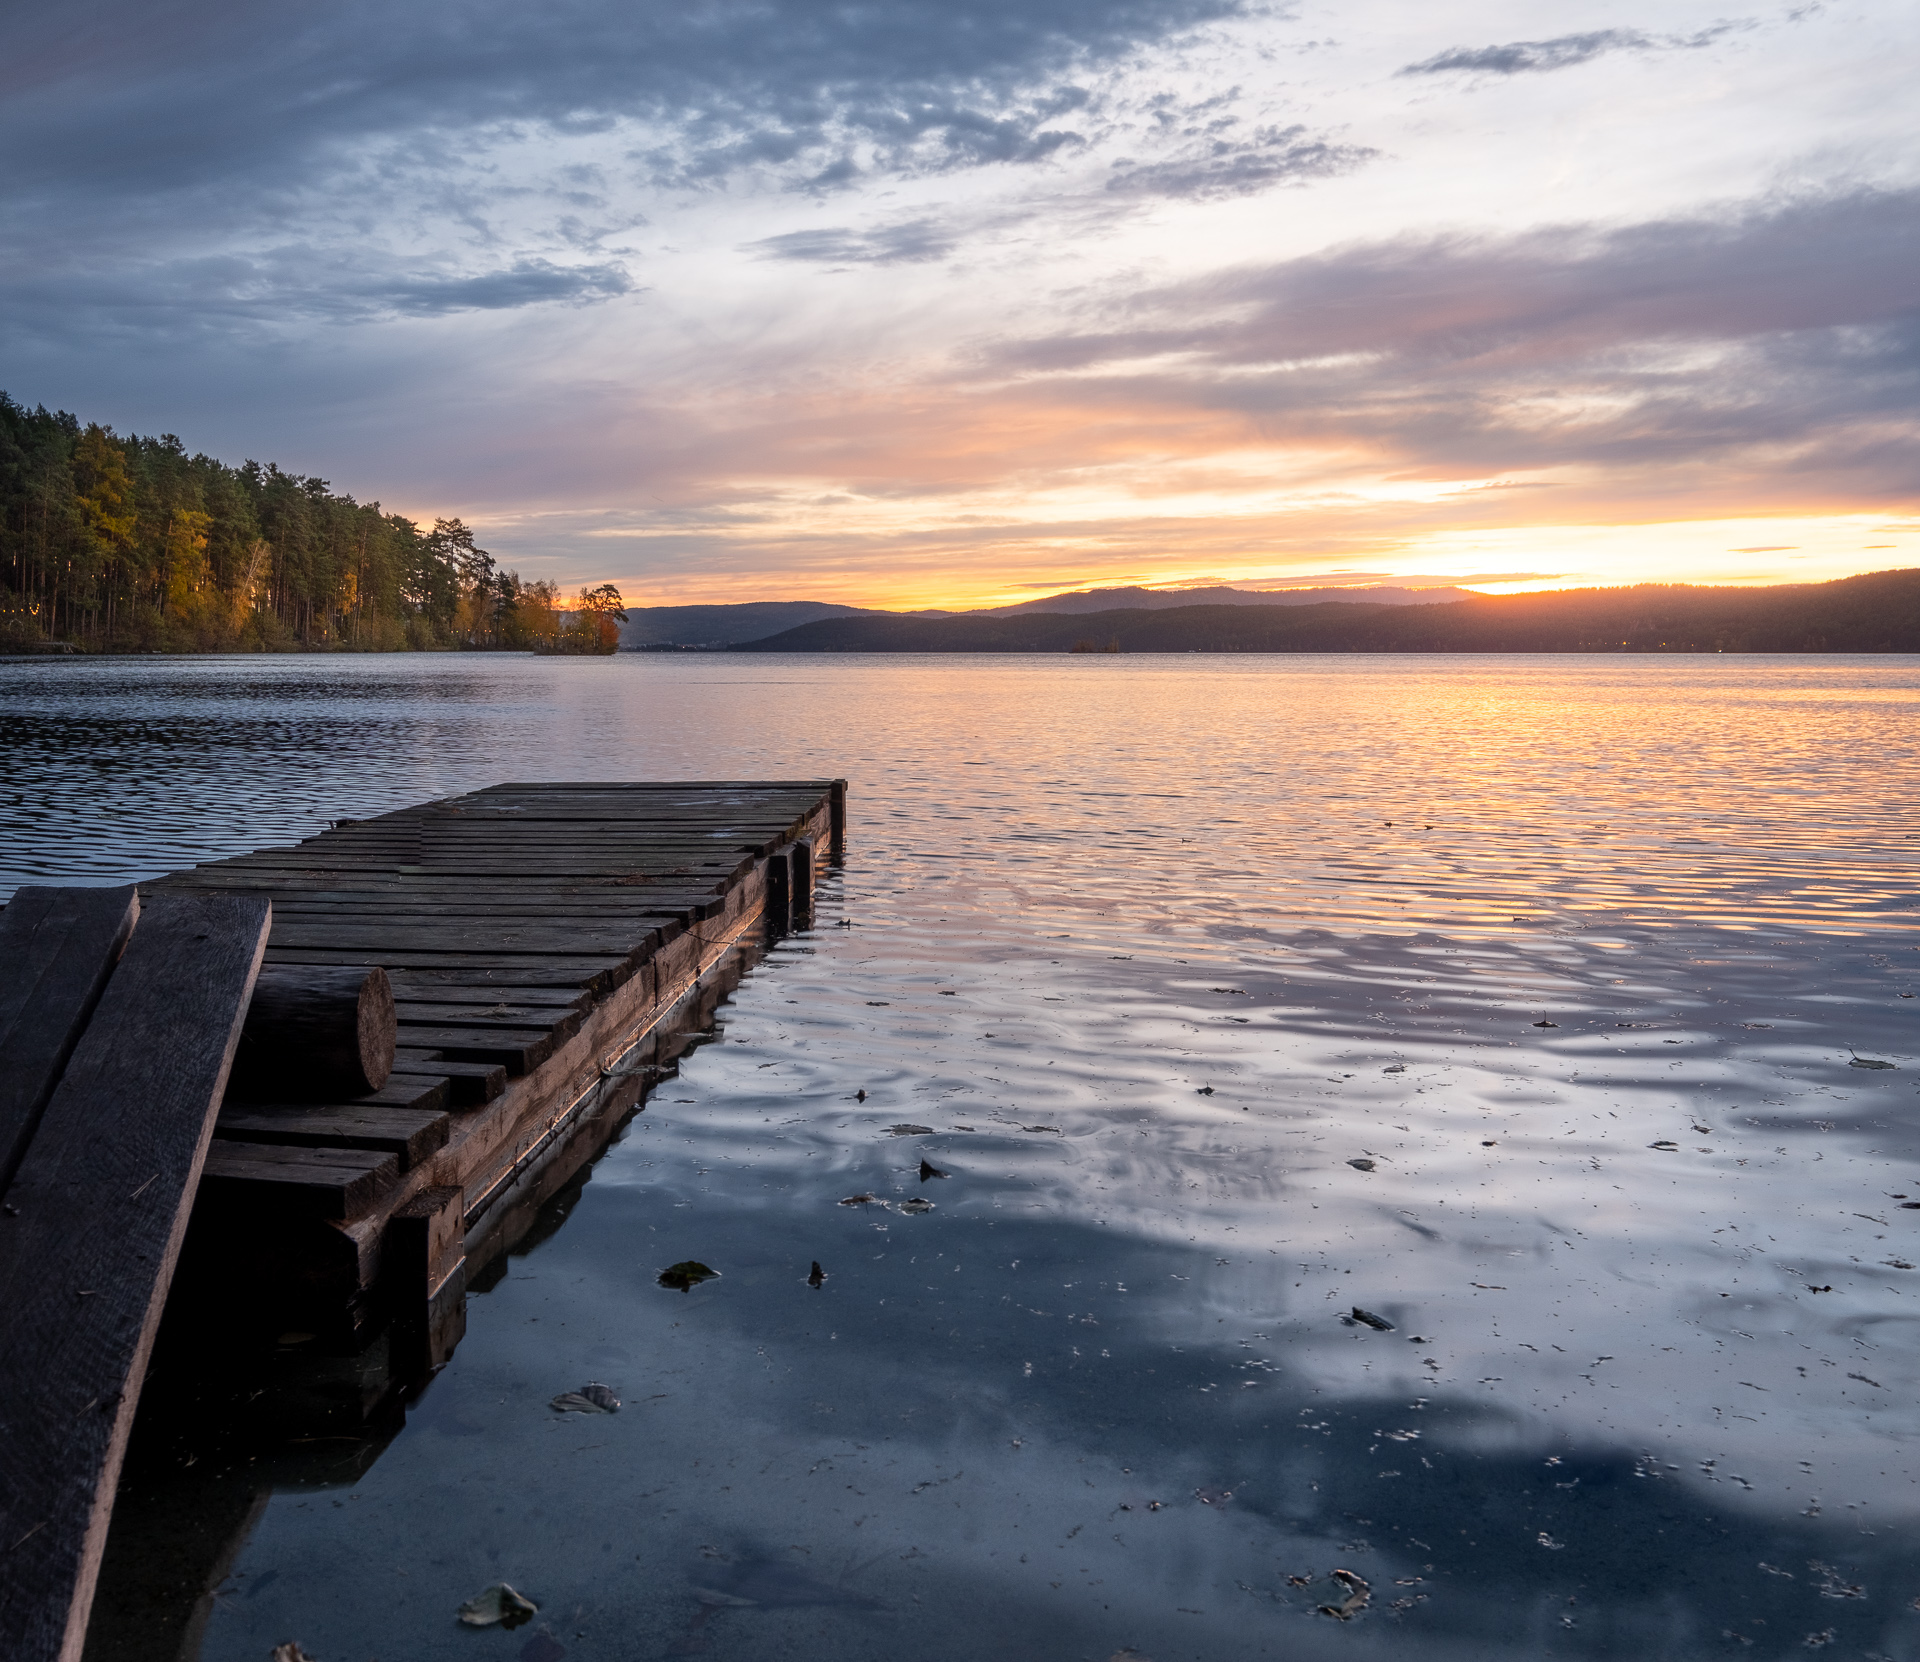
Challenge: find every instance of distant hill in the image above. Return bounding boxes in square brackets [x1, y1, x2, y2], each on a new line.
[980, 583, 1471, 615]
[732, 571, 1920, 653]
[617, 584, 1461, 646]
[620, 600, 877, 648]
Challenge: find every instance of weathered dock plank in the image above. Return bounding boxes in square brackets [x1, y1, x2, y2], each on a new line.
[0, 891, 269, 1662]
[0, 887, 140, 1191]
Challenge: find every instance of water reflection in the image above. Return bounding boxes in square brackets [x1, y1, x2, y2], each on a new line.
[4, 654, 1915, 1658]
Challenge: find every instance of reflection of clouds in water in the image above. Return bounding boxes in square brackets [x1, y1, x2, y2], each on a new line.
[198, 896, 1919, 1656]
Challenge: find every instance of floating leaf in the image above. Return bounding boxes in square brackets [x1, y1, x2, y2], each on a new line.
[899, 1198, 935, 1213]
[1532, 1020, 1558, 1029]
[918, 1160, 948, 1181]
[1350, 1307, 1394, 1332]
[1649, 1140, 1679, 1150]
[1383, 1064, 1405, 1074]
[1023, 1125, 1061, 1134]
[887, 1123, 933, 1136]
[808, 1261, 826, 1287]
[1850, 1058, 1896, 1070]
[550, 1382, 620, 1414]
[839, 1192, 881, 1207]
[458, 1584, 538, 1628]
[1195, 1086, 1214, 1096]
[658, 1261, 720, 1292]
[1317, 1568, 1371, 1620]
[1346, 1158, 1375, 1172]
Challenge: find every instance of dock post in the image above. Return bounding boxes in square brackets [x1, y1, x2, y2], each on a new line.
[791, 840, 814, 926]
[385, 1186, 467, 1381]
[765, 847, 792, 936]
[829, 779, 847, 858]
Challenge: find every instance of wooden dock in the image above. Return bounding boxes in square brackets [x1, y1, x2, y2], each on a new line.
[161, 778, 842, 1346]
[0, 779, 839, 1662]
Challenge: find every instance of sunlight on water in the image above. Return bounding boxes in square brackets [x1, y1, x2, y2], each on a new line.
[5, 654, 1918, 1659]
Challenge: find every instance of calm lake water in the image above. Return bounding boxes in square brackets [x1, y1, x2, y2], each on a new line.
[4, 653, 1919, 1661]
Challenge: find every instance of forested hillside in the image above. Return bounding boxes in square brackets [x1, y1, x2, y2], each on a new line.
[0, 392, 616, 652]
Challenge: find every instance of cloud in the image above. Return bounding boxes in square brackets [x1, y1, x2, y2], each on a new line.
[1, 250, 635, 336]
[1, 0, 1247, 209]
[372, 259, 635, 316]
[979, 185, 1920, 501]
[1398, 23, 1747, 78]
[747, 220, 958, 266]
[1104, 123, 1376, 200]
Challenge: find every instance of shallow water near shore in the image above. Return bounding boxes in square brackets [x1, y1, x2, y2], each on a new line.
[4, 652, 1919, 1660]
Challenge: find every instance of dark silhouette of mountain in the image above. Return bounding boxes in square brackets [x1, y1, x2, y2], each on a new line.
[620, 600, 878, 647]
[980, 583, 1471, 615]
[619, 585, 1447, 645]
[732, 571, 1920, 653]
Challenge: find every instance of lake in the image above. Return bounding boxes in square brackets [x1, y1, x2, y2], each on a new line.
[4, 652, 1918, 1660]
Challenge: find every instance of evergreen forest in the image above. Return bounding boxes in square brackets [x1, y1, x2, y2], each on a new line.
[0, 392, 624, 653]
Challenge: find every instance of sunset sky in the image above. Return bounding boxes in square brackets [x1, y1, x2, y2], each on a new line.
[4, 0, 1916, 609]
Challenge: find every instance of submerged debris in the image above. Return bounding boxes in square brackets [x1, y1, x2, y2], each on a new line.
[549, 1383, 620, 1414]
[808, 1261, 826, 1287]
[657, 1261, 720, 1293]
[1346, 1158, 1376, 1172]
[458, 1584, 538, 1628]
[517, 1630, 567, 1662]
[1350, 1307, 1395, 1331]
[270, 1646, 316, 1662]
[1317, 1569, 1371, 1620]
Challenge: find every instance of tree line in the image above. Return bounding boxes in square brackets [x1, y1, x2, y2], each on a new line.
[0, 392, 624, 652]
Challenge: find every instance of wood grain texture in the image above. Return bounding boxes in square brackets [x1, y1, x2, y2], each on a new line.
[0, 887, 140, 1193]
[0, 890, 269, 1662]
[229, 965, 397, 1099]
[388, 1059, 507, 1105]
[215, 1105, 450, 1168]
[198, 1142, 398, 1217]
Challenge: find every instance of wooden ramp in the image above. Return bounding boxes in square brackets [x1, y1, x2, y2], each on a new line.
[151, 779, 842, 1349]
[0, 887, 270, 1662]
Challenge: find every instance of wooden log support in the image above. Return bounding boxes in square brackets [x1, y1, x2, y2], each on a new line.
[791, 838, 815, 923]
[228, 965, 396, 1101]
[0, 886, 140, 1192]
[829, 776, 847, 855]
[765, 846, 792, 935]
[386, 1185, 468, 1380]
[0, 890, 270, 1662]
